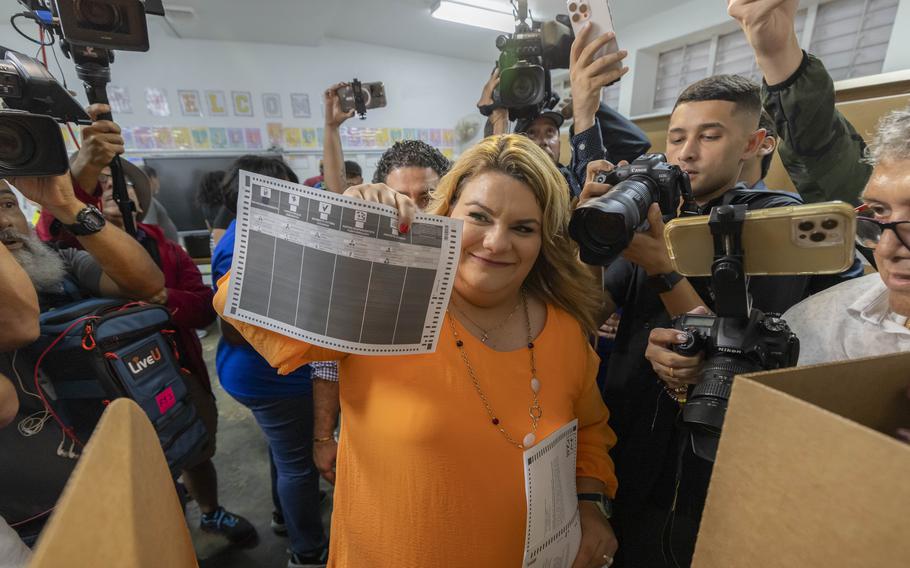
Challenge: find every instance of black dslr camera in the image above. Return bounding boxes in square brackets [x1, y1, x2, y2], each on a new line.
[569, 153, 694, 266]
[671, 205, 799, 462]
[494, 1, 573, 120]
[0, 47, 91, 177]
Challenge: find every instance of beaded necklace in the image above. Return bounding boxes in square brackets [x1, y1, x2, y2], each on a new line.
[448, 290, 542, 449]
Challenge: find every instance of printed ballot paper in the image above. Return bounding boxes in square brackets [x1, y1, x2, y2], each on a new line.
[523, 420, 582, 568]
[225, 171, 462, 354]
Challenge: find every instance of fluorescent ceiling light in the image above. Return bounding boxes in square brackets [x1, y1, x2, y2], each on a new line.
[431, 1, 516, 33]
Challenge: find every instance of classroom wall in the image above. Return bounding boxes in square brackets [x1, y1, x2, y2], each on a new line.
[0, 15, 493, 182]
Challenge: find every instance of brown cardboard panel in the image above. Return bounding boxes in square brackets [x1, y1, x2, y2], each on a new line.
[28, 399, 197, 568]
[693, 363, 910, 568]
[747, 352, 910, 435]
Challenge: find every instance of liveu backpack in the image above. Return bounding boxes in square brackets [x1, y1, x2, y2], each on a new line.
[24, 298, 209, 476]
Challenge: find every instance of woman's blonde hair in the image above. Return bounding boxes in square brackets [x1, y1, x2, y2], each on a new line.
[427, 134, 601, 334]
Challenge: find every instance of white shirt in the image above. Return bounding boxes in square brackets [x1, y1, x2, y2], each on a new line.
[0, 515, 31, 568]
[783, 273, 910, 366]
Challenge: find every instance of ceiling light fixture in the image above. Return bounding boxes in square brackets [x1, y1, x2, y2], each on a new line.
[430, 1, 516, 33]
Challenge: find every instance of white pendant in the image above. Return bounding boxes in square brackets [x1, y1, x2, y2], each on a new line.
[523, 432, 536, 447]
[530, 377, 541, 394]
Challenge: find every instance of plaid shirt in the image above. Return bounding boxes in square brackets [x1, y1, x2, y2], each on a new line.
[310, 361, 339, 382]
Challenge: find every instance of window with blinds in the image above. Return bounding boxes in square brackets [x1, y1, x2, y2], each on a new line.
[652, 38, 712, 111]
[648, 0, 897, 112]
[714, 10, 808, 83]
[808, 0, 899, 81]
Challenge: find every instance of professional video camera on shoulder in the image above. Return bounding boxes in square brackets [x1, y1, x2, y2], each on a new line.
[0, 47, 91, 177]
[492, 0, 573, 120]
[569, 153, 696, 266]
[12, 0, 161, 234]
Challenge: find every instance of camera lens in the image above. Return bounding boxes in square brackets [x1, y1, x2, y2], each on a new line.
[810, 232, 826, 242]
[821, 218, 839, 230]
[74, 0, 125, 33]
[569, 177, 654, 265]
[0, 121, 35, 168]
[684, 355, 762, 435]
[798, 220, 815, 231]
[512, 73, 538, 104]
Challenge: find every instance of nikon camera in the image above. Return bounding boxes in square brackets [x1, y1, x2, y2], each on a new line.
[672, 309, 799, 461]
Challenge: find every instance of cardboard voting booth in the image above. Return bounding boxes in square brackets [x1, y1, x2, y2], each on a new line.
[693, 351, 910, 567]
[28, 399, 197, 568]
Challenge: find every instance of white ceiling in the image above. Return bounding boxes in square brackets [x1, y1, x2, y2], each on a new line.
[0, 0, 684, 62]
[153, 0, 683, 61]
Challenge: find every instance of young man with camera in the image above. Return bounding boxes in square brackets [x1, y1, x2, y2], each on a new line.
[581, 75, 838, 568]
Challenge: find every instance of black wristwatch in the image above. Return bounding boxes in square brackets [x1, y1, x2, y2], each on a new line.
[578, 493, 613, 519]
[62, 205, 106, 236]
[646, 271, 683, 293]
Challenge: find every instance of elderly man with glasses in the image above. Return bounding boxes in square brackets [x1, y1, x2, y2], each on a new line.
[777, 108, 910, 365]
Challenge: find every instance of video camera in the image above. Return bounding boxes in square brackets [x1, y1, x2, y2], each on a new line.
[13, 0, 159, 235]
[16, 0, 158, 52]
[0, 47, 91, 177]
[493, 1, 573, 120]
[569, 153, 695, 266]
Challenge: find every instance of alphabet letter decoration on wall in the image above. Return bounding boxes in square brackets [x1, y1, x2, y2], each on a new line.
[233, 91, 254, 117]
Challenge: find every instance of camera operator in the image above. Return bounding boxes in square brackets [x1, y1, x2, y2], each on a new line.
[492, 25, 651, 198]
[2, 174, 164, 307]
[585, 75, 848, 568]
[35, 104, 125, 248]
[728, 0, 871, 204]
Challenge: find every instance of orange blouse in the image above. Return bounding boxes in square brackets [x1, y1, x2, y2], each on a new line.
[214, 275, 617, 568]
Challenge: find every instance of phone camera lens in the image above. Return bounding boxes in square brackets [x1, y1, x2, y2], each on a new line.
[798, 220, 815, 231]
[810, 232, 826, 242]
[821, 218, 839, 230]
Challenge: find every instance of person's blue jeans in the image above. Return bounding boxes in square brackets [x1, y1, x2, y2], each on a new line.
[230, 393, 326, 555]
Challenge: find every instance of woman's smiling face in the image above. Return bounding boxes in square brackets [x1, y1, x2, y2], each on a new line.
[449, 170, 543, 302]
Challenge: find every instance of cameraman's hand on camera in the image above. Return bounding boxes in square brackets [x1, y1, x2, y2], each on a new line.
[570, 23, 629, 133]
[645, 307, 711, 389]
[6, 173, 84, 225]
[325, 82, 356, 129]
[578, 159, 625, 207]
[623, 204, 675, 276]
[70, 104, 125, 195]
[478, 66, 509, 135]
[344, 183, 415, 233]
[728, 0, 802, 85]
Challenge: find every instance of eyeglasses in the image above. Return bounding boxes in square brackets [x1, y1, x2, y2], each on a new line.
[854, 205, 910, 250]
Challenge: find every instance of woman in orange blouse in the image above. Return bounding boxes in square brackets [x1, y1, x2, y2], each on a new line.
[215, 134, 619, 568]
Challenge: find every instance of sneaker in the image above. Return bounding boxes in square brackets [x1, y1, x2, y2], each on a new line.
[271, 510, 288, 536]
[288, 547, 328, 568]
[199, 507, 258, 546]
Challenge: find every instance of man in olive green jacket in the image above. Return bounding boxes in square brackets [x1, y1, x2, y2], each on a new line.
[730, 0, 872, 205]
